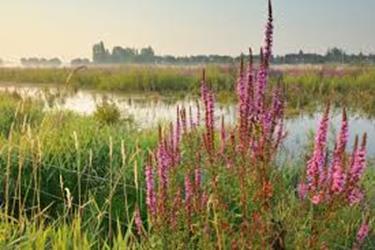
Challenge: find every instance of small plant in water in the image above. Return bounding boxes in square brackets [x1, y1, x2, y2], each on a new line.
[94, 98, 121, 125]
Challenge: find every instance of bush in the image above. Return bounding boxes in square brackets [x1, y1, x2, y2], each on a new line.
[93, 100, 121, 125]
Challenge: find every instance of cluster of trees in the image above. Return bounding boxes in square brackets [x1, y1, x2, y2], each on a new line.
[273, 48, 375, 65]
[90, 42, 375, 65]
[92, 41, 156, 64]
[20, 57, 62, 67]
[91, 41, 235, 65]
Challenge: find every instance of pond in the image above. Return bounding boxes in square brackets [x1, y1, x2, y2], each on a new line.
[1, 83, 375, 160]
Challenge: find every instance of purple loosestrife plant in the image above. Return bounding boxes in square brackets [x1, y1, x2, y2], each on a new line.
[139, 1, 372, 247]
[263, 0, 273, 67]
[237, 57, 249, 150]
[134, 207, 143, 237]
[355, 221, 369, 248]
[330, 109, 349, 194]
[156, 131, 171, 214]
[306, 105, 330, 196]
[347, 134, 367, 205]
[300, 108, 368, 207]
[255, 50, 268, 116]
[246, 48, 254, 120]
[145, 155, 157, 218]
[201, 70, 215, 156]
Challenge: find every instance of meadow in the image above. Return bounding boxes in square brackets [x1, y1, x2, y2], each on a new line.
[0, 1, 374, 249]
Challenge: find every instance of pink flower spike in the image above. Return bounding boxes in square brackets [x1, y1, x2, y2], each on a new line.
[349, 133, 367, 186]
[145, 156, 157, 217]
[134, 207, 143, 236]
[331, 109, 349, 194]
[194, 167, 202, 189]
[356, 222, 369, 244]
[306, 105, 330, 191]
[263, 0, 273, 67]
[348, 188, 364, 206]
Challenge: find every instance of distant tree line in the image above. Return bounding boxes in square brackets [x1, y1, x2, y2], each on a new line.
[85, 42, 375, 66]
[273, 48, 375, 65]
[12, 42, 374, 67]
[87, 41, 236, 65]
[20, 57, 62, 67]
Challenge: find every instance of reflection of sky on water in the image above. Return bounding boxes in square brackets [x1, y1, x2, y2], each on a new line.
[1, 84, 374, 159]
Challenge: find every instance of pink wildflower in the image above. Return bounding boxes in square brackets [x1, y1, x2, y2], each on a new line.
[263, 0, 273, 67]
[356, 222, 369, 244]
[348, 187, 364, 206]
[331, 109, 348, 193]
[134, 207, 143, 236]
[306, 105, 330, 192]
[145, 158, 157, 216]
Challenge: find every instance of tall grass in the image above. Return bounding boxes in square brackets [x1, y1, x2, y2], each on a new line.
[0, 65, 236, 93]
[2, 64, 375, 116]
[0, 1, 374, 249]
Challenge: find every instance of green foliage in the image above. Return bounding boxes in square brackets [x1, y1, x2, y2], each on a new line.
[0, 93, 44, 137]
[94, 100, 121, 125]
[0, 71, 374, 248]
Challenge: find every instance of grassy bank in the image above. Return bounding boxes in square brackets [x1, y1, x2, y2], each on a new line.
[0, 65, 375, 94]
[0, 69, 374, 248]
[0, 93, 158, 247]
[1, 65, 375, 115]
[0, 65, 235, 93]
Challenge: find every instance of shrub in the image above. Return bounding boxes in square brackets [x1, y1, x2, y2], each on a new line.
[94, 100, 121, 125]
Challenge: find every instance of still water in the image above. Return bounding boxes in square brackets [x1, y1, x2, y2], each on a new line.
[1, 83, 374, 159]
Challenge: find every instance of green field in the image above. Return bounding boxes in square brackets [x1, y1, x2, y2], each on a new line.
[0, 63, 374, 248]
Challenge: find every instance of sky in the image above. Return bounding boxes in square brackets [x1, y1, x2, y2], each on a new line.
[0, 0, 374, 62]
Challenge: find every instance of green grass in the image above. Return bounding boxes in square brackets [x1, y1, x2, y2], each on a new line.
[0, 90, 373, 249]
[0, 93, 160, 248]
[0, 65, 236, 93]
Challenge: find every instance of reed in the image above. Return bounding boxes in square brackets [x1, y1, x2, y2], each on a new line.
[0, 1, 373, 249]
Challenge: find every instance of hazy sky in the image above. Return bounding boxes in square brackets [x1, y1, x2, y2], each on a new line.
[0, 0, 374, 62]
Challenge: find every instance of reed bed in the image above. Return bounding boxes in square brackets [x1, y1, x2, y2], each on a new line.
[0, 1, 374, 249]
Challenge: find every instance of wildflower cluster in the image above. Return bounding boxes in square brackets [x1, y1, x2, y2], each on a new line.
[138, 1, 372, 248]
[299, 107, 368, 206]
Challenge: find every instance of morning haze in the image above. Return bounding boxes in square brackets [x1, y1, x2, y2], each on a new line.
[0, 0, 374, 62]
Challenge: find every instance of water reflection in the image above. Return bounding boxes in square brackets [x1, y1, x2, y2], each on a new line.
[0, 84, 374, 158]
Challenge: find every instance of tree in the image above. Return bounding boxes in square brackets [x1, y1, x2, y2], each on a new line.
[139, 46, 155, 63]
[93, 41, 110, 63]
[326, 47, 346, 63]
[112, 46, 126, 63]
[48, 58, 62, 67]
